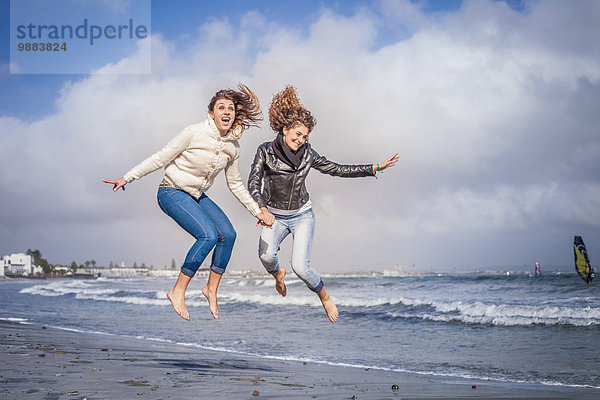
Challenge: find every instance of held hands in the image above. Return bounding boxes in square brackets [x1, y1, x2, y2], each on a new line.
[103, 177, 127, 192]
[373, 153, 399, 173]
[256, 207, 275, 228]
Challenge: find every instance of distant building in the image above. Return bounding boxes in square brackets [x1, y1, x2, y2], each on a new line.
[1, 253, 42, 276]
[100, 267, 152, 278]
[383, 264, 410, 276]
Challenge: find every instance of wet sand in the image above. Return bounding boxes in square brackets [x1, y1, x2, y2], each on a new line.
[0, 320, 596, 399]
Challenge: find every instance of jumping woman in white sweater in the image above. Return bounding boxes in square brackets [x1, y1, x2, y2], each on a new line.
[104, 85, 275, 321]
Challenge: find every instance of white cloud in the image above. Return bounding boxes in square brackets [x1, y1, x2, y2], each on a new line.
[2, 0, 599, 271]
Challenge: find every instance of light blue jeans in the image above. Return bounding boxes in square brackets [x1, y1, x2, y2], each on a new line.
[258, 208, 324, 293]
[157, 187, 236, 277]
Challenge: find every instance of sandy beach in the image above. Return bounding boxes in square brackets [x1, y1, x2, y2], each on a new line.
[0, 319, 596, 399]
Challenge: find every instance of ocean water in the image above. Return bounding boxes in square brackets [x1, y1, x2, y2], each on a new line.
[1, 271, 599, 390]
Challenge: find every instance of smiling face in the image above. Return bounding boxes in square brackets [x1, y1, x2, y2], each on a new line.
[209, 99, 235, 136]
[282, 123, 309, 151]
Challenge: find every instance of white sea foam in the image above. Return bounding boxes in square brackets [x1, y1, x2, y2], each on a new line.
[225, 277, 303, 288]
[16, 278, 600, 327]
[20, 280, 116, 297]
[320, 290, 600, 327]
[333, 296, 409, 307]
[219, 292, 320, 307]
[0, 317, 29, 323]
[384, 299, 600, 327]
[74, 293, 166, 306]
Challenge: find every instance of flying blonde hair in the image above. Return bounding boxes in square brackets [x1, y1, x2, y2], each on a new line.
[268, 85, 316, 134]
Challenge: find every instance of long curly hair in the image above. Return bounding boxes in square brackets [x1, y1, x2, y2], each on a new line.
[208, 84, 263, 137]
[268, 86, 316, 134]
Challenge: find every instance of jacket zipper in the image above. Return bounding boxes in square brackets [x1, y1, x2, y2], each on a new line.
[287, 171, 297, 210]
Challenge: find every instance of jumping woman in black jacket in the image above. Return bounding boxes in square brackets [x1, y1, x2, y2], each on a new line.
[248, 86, 398, 322]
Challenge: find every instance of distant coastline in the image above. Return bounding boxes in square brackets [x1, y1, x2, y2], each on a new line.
[1, 265, 576, 280]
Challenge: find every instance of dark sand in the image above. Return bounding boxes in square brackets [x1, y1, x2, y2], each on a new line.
[1, 320, 596, 399]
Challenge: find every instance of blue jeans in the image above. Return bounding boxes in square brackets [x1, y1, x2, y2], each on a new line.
[157, 187, 236, 277]
[258, 208, 324, 292]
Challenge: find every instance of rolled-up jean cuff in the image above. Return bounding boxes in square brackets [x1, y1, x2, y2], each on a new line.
[310, 279, 324, 293]
[181, 261, 202, 277]
[268, 265, 280, 275]
[210, 265, 226, 275]
[181, 266, 197, 278]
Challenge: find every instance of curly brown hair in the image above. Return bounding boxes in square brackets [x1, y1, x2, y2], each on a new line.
[207, 84, 263, 132]
[268, 86, 316, 134]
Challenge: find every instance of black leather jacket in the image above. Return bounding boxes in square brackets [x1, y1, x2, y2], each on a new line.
[248, 141, 375, 211]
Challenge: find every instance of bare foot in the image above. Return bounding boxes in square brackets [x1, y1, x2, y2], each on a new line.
[274, 267, 287, 297]
[202, 286, 219, 319]
[318, 290, 339, 323]
[166, 288, 190, 321]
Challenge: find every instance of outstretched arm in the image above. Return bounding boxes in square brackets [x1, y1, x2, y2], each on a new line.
[312, 149, 376, 177]
[311, 149, 399, 178]
[372, 153, 399, 173]
[103, 177, 127, 192]
[108, 125, 195, 190]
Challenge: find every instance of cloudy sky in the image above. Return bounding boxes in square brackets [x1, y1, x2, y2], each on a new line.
[1, 0, 599, 273]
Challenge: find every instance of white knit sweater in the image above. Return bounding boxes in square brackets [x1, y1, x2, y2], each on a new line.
[123, 114, 261, 216]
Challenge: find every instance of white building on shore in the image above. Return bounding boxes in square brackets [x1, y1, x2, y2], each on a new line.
[1, 253, 42, 276]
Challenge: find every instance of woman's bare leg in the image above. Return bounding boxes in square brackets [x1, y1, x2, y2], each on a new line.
[273, 267, 287, 297]
[317, 287, 339, 323]
[167, 272, 192, 321]
[202, 270, 222, 319]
